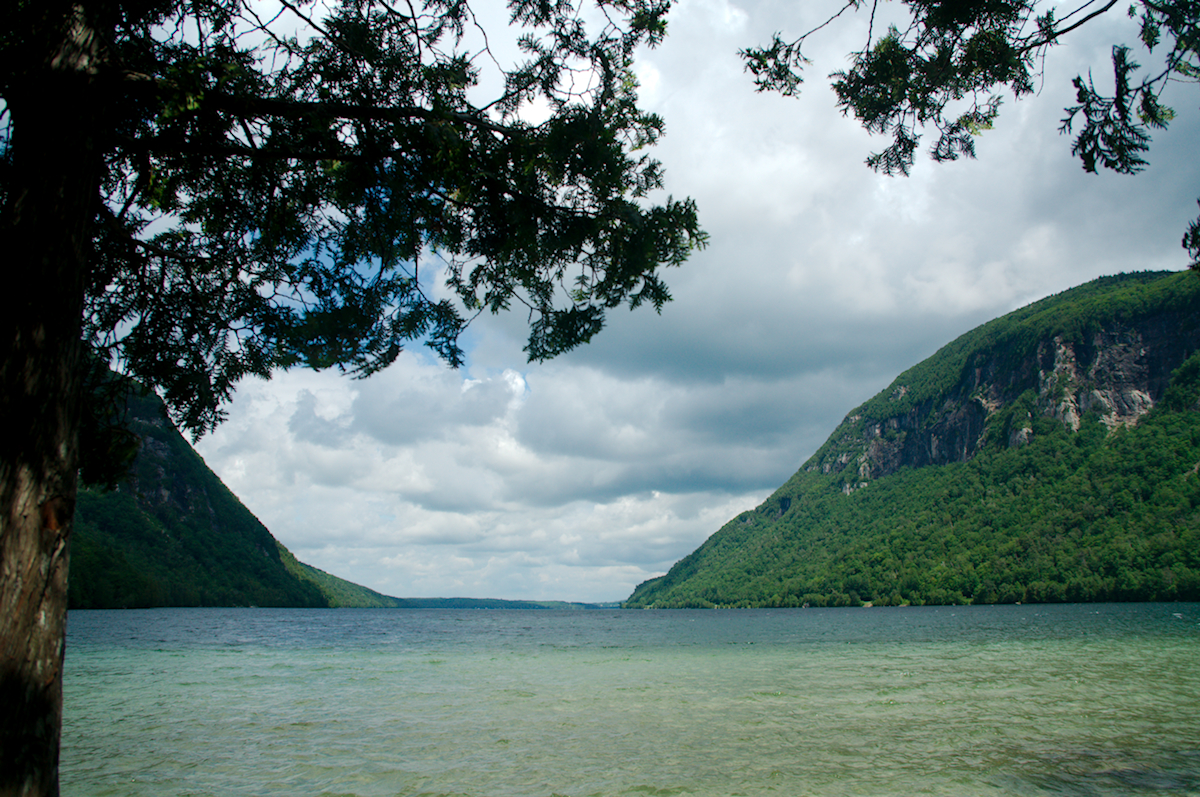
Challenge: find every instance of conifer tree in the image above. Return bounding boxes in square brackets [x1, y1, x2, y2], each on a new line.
[0, 1, 703, 793]
[741, 0, 1200, 267]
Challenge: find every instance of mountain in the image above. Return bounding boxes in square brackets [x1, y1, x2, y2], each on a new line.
[69, 390, 614, 609]
[625, 271, 1200, 608]
[70, 388, 333, 608]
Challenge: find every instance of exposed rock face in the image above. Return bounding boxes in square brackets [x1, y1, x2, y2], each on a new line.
[822, 311, 1200, 486]
[624, 272, 1200, 610]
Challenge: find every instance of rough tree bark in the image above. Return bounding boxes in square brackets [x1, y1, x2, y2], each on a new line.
[0, 4, 107, 795]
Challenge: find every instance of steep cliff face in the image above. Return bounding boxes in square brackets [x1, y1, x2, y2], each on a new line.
[624, 271, 1200, 609]
[70, 391, 329, 608]
[808, 288, 1200, 491]
[72, 388, 430, 608]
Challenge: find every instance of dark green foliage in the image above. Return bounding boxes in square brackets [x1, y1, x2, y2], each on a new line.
[3, 0, 705, 442]
[739, 0, 1200, 267]
[1061, 46, 1154, 175]
[76, 363, 144, 491]
[70, 390, 328, 609]
[625, 271, 1200, 609]
[1165, 350, 1200, 410]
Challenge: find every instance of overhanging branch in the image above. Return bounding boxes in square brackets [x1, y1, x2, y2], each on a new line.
[1018, 0, 1120, 53]
[203, 93, 519, 136]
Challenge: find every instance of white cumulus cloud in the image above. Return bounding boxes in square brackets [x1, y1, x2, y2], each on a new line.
[197, 0, 1199, 603]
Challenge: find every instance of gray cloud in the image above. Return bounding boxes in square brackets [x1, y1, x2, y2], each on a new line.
[349, 360, 517, 445]
[195, 0, 1200, 603]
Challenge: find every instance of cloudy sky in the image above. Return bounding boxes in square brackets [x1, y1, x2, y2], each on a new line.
[195, 0, 1200, 603]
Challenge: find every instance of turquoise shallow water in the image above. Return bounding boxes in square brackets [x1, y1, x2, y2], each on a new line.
[62, 604, 1200, 797]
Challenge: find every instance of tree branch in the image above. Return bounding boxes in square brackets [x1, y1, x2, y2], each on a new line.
[1019, 0, 1120, 52]
[203, 92, 520, 136]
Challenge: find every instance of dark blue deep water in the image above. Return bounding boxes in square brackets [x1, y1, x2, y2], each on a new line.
[62, 604, 1200, 796]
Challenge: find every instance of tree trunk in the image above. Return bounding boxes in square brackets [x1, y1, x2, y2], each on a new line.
[0, 4, 107, 795]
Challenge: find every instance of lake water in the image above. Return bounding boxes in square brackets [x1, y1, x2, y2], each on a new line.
[62, 604, 1200, 797]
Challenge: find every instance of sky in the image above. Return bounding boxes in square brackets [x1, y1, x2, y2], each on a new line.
[195, 0, 1200, 603]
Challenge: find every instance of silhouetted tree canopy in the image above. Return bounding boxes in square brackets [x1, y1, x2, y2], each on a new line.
[3, 0, 705, 437]
[0, 1, 703, 793]
[740, 0, 1200, 267]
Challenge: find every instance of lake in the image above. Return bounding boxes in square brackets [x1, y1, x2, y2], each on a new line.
[62, 604, 1200, 796]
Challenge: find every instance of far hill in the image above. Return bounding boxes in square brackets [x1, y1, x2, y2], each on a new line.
[71, 390, 611, 609]
[625, 271, 1200, 609]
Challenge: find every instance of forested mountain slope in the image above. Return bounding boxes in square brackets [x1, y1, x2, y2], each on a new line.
[69, 390, 392, 608]
[70, 392, 614, 609]
[625, 271, 1200, 608]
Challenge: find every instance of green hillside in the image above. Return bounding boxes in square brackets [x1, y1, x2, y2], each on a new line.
[625, 271, 1200, 608]
[70, 389, 380, 608]
[277, 546, 406, 608]
[70, 390, 616, 609]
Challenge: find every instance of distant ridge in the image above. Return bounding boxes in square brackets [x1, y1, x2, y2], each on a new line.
[626, 271, 1200, 608]
[281, 547, 613, 608]
[70, 390, 609, 609]
[371, 597, 615, 610]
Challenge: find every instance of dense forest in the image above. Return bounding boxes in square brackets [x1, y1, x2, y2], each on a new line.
[625, 272, 1200, 608]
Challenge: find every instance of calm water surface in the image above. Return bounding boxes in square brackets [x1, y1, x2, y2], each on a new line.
[62, 604, 1200, 796]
